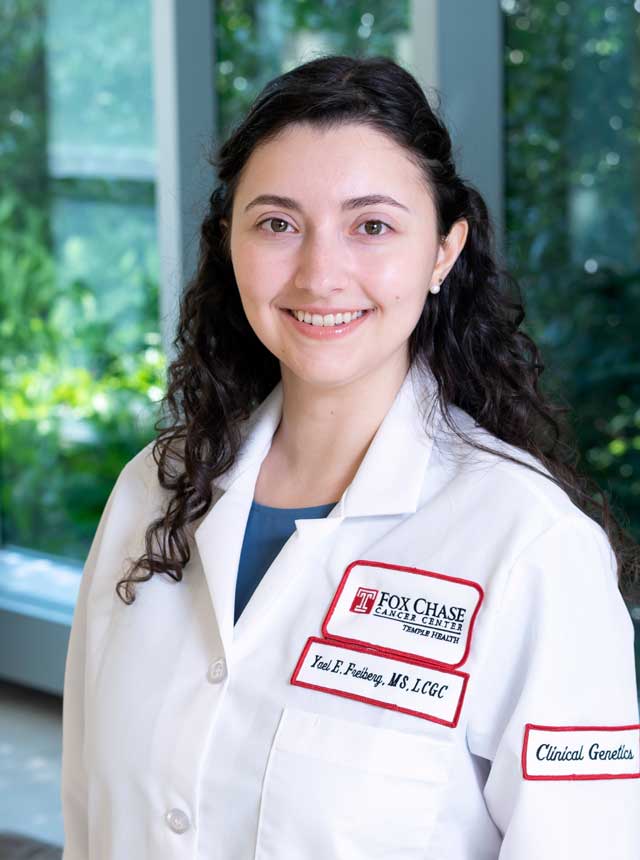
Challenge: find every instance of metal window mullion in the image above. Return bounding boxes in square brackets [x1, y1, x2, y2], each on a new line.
[152, 0, 217, 364]
[410, 0, 504, 261]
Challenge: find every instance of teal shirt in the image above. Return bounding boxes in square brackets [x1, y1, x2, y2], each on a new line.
[234, 499, 336, 624]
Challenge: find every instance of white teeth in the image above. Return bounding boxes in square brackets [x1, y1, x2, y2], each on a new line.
[290, 309, 366, 326]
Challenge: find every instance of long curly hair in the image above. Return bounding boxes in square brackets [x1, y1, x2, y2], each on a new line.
[116, 53, 639, 605]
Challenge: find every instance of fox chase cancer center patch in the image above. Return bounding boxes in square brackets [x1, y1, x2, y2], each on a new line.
[322, 559, 483, 669]
[291, 637, 468, 727]
[522, 724, 640, 780]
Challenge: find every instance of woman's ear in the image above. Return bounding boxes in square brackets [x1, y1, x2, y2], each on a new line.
[433, 218, 469, 282]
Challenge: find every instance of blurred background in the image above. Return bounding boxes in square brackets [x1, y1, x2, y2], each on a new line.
[1, 0, 639, 851]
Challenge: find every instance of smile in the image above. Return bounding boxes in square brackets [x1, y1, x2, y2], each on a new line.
[281, 307, 373, 340]
[288, 309, 367, 327]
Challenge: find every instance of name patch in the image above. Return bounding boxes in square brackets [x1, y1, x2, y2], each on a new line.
[322, 559, 483, 669]
[290, 637, 468, 727]
[522, 724, 640, 780]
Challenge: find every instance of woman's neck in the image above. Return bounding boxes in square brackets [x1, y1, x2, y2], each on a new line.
[253, 352, 410, 507]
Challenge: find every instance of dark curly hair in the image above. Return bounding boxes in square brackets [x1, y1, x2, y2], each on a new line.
[116, 53, 639, 605]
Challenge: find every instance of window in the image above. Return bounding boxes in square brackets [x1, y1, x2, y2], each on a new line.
[0, 0, 163, 561]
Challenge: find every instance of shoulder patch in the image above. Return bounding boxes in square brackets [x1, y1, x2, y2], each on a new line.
[522, 723, 640, 780]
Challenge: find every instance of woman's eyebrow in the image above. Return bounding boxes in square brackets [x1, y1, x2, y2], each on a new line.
[243, 193, 411, 214]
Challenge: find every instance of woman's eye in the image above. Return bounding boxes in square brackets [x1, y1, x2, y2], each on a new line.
[257, 217, 293, 234]
[358, 219, 392, 237]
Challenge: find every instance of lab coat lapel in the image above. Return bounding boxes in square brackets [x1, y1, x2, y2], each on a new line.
[194, 383, 284, 655]
[194, 362, 442, 657]
[232, 512, 344, 651]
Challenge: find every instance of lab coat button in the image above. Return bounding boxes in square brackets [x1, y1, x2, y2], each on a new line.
[165, 807, 191, 834]
[207, 657, 226, 684]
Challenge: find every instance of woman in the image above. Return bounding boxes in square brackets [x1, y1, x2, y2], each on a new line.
[61, 54, 640, 859]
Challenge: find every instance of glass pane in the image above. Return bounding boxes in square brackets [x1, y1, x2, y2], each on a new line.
[215, 0, 411, 140]
[0, 0, 164, 560]
[46, 0, 155, 165]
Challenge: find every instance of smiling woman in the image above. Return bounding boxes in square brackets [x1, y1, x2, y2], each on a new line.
[217, 120, 467, 507]
[60, 54, 640, 859]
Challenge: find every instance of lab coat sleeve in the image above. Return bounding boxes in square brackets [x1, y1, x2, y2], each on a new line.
[60, 470, 124, 860]
[466, 514, 640, 858]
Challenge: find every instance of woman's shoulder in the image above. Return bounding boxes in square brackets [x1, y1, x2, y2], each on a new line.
[85, 441, 178, 581]
[120, 439, 159, 483]
[431, 402, 608, 547]
[424, 405, 621, 613]
[104, 440, 170, 521]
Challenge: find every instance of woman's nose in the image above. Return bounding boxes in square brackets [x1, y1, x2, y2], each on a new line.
[292, 229, 349, 294]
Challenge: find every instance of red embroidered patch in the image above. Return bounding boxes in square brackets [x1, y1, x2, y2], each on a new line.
[322, 559, 484, 669]
[522, 723, 640, 781]
[290, 636, 469, 727]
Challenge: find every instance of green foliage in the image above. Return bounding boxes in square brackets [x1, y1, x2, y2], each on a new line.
[0, 182, 165, 557]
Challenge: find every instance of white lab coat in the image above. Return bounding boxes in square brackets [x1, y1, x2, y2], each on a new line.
[61, 363, 640, 859]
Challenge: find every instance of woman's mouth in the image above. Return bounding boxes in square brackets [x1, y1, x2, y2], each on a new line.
[280, 307, 374, 339]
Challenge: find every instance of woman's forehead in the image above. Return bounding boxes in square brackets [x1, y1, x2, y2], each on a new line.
[234, 122, 431, 213]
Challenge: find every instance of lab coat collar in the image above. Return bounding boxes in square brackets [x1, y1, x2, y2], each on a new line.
[200, 360, 442, 519]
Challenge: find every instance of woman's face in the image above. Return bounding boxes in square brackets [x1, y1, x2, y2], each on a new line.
[226, 121, 468, 391]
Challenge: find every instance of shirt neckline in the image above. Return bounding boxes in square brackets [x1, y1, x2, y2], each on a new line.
[251, 499, 338, 514]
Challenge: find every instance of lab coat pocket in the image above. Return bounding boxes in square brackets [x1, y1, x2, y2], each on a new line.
[254, 707, 454, 860]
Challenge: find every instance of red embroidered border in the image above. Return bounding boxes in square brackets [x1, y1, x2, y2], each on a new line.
[290, 635, 469, 728]
[522, 723, 640, 781]
[321, 558, 484, 670]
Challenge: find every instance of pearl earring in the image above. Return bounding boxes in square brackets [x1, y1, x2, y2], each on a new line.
[430, 277, 443, 294]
